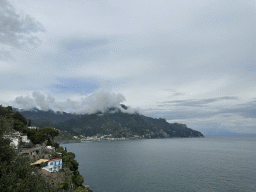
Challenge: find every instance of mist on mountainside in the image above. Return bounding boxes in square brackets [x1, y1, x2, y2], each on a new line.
[11, 87, 141, 115]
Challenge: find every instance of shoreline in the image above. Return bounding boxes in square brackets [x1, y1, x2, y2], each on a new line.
[56, 136, 206, 145]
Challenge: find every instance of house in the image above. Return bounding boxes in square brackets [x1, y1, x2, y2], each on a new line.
[20, 145, 46, 157]
[42, 158, 62, 172]
[21, 135, 31, 143]
[45, 146, 55, 154]
[10, 137, 19, 149]
[3, 132, 21, 149]
[28, 126, 39, 130]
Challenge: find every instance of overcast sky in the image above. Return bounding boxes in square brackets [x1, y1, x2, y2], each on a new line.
[1, 0, 255, 134]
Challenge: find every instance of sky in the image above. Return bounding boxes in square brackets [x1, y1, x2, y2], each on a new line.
[0, 0, 255, 135]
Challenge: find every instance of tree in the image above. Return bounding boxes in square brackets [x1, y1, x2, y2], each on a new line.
[75, 175, 84, 186]
[13, 111, 27, 125]
[39, 127, 59, 140]
[66, 162, 73, 171]
[62, 152, 76, 162]
[28, 119, 31, 126]
[72, 160, 79, 171]
[74, 187, 88, 192]
[60, 181, 69, 190]
[0, 117, 53, 191]
[27, 129, 48, 144]
[0, 116, 14, 136]
[13, 119, 25, 132]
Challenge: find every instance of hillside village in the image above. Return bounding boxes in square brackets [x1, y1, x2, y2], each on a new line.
[0, 105, 91, 192]
[4, 126, 61, 167]
[72, 133, 142, 142]
[4, 127, 91, 191]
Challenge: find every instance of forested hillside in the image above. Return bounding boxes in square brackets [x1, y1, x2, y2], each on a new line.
[18, 105, 204, 138]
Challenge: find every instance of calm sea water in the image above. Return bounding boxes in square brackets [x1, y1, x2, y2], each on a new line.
[61, 136, 256, 192]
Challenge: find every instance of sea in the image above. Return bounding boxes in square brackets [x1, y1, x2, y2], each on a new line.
[61, 136, 256, 192]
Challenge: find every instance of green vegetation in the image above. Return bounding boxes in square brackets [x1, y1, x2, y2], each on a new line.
[28, 119, 31, 126]
[18, 105, 204, 139]
[0, 110, 53, 191]
[13, 111, 27, 126]
[55, 131, 74, 140]
[27, 127, 59, 144]
[60, 181, 69, 189]
[54, 111, 204, 138]
[55, 146, 85, 188]
[74, 186, 90, 192]
[0, 105, 87, 191]
[40, 162, 46, 168]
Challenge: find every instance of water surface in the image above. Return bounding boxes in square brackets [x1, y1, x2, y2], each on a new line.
[62, 136, 256, 192]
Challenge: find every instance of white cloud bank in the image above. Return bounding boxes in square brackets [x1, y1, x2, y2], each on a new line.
[11, 87, 141, 115]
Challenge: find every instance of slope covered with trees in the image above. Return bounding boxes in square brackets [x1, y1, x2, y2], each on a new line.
[0, 106, 53, 191]
[18, 105, 204, 138]
[57, 111, 204, 138]
[0, 105, 90, 191]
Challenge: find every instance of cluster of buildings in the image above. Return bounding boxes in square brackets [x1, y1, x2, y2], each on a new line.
[72, 134, 143, 142]
[3, 126, 63, 173]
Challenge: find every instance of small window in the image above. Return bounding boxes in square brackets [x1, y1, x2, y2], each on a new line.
[50, 168, 52, 171]
[50, 162, 53, 165]
[54, 167, 56, 170]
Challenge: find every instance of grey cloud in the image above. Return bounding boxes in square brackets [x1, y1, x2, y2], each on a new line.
[144, 109, 219, 120]
[0, 0, 45, 58]
[219, 98, 256, 118]
[163, 89, 185, 97]
[161, 96, 239, 107]
[0, 48, 12, 61]
[35, 37, 110, 70]
[14, 95, 35, 110]
[11, 87, 140, 115]
[148, 97, 256, 122]
[62, 38, 108, 51]
[193, 0, 256, 29]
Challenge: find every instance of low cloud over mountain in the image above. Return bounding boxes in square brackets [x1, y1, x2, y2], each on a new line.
[12, 87, 140, 115]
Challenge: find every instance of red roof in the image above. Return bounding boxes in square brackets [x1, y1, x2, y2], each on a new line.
[49, 158, 62, 161]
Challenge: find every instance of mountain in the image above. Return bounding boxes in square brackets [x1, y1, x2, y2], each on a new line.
[17, 105, 204, 138]
[13, 107, 84, 123]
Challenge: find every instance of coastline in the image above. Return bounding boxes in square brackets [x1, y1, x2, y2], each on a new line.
[56, 135, 205, 144]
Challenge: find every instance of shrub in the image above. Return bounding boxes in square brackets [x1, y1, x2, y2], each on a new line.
[75, 175, 84, 186]
[74, 186, 88, 192]
[60, 181, 69, 190]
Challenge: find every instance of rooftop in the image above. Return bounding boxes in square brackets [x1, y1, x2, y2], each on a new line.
[49, 158, 62, 161]
[31, 159, 49, 165]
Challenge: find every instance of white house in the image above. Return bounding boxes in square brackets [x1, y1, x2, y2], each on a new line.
[3, 132, 20, 149]
[21, 135, 31, 143]
[10, 138, 19, 149]
[42, 158, 62, 172]
[28, 126, 39, 130]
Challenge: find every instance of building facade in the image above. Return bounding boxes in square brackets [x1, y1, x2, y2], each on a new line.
[42, 158, 62, 172]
